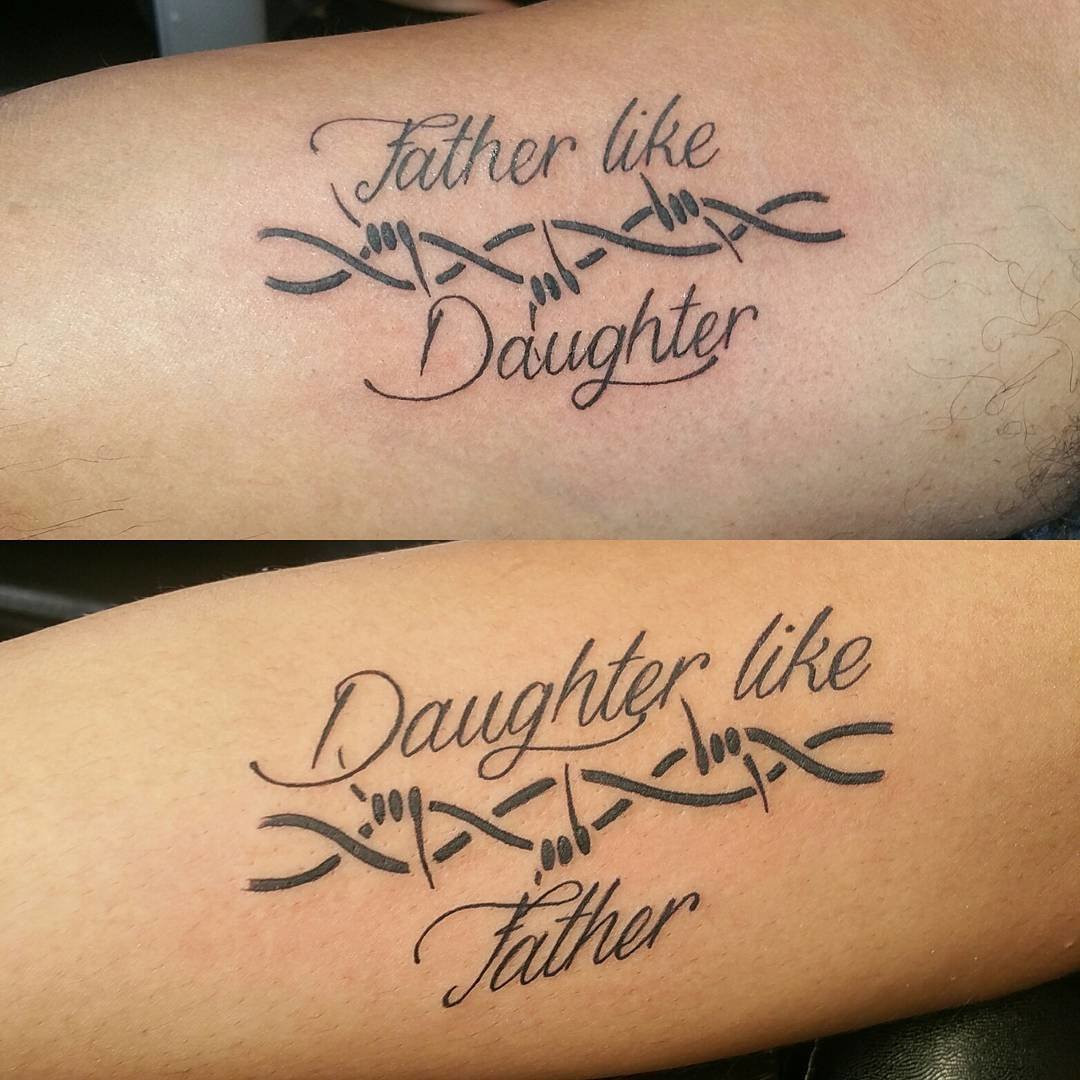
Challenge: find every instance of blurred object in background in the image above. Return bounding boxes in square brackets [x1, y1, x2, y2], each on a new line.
[151, 0, 268, 55]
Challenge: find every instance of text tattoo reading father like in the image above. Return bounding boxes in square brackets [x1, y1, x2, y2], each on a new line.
[258, 94, 845, 409]
[248, 607, 891, 1008]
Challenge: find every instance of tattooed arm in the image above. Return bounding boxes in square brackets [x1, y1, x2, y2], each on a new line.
[0, 542, 1076, 1078]
[1, 0, 1078, 538]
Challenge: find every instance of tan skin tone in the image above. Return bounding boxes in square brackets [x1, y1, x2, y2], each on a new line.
[0, 0, 1078, 539]
[0, 541, 1076, 1078]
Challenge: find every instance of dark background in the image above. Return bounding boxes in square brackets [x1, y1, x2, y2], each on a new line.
[0, 541, 428, 639]
[0, 0, 540, 94]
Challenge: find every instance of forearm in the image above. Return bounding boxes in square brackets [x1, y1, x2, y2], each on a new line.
[1, 0, 1078, 538]
[0, 541, 1076, 1079]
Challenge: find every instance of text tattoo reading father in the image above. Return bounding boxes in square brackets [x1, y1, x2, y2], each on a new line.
[247, 606, 891, 1007]
[258, 94, 846, 409]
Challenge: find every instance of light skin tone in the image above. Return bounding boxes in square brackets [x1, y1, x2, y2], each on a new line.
[0, 0, 1078, 539]
[0, 541, 1076, 1079]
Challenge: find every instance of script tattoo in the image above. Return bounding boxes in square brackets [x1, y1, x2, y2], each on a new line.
[247, 606, 890, 1007]
[258, 93, 845, 409]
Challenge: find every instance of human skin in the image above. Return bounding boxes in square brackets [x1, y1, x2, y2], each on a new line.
[0, 541, 1076, 1079]
[0, 0, 1078, 538]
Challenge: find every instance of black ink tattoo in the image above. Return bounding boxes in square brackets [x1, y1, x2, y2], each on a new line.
[734, 605, 872, 700]
[359, 284, 759, 410]
[413, 878, 701, 1008]
[257, 93, 845, 408]
[248, 607, 890, 1004]
[603, 95, 720, 174]
[250, 630, 710, 785]
[309, 112, 579, 203]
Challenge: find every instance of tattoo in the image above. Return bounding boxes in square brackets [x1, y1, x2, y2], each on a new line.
[308, 113, 578, 202]
[413, 878, 701, 1008]
[258, 93, 844, 409]
[247, 606, 891, 1006]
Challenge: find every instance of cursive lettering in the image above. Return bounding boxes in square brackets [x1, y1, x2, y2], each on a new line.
[363, 284, 758, 409]
[414, 877, 701, 1007]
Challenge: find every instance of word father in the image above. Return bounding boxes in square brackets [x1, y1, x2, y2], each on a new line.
[414, 877, 701, 1007]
